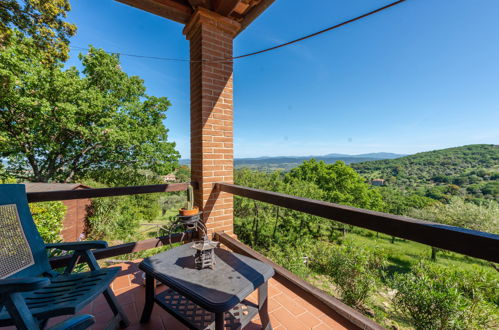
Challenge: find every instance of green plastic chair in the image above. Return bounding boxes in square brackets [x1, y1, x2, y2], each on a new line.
[45, 314, 95, 330]
[0, 184, 129, 329]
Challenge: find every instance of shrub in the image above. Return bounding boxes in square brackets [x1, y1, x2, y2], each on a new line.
[87, 194, 161, 241]
[311, 243, 386, 308]
[29, 201, 66, 243]
[392, 262, 497, 329]
[83, 174, 165, 242]
[266, 240, 313, 278]
[85, 180, 162, 242]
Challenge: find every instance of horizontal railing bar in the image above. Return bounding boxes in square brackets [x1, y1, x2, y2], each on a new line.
[49, 232, 192, 269]
[27, 182, 198, 203]
[216, 183, 499, 263]
[215, 232, 381, 330]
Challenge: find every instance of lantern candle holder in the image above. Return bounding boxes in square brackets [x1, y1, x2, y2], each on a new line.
[192, 235, 218, 270]
[166, 211, 219, 270]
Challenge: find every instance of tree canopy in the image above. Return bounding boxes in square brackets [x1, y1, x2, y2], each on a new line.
[0, 0, 76, 62]
[408, 197, 498, 234]
[286, 159, 385, 210]
[352, 144, 499, 203]
[0, 37, 179, 182]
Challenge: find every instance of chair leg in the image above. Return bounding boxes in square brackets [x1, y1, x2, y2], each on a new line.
[39, 318, 48, 329]
[3, 293, 40, 330]
[103, 288, 130, 328]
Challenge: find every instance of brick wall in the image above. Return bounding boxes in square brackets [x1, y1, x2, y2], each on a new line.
[184, 9, 240, 236]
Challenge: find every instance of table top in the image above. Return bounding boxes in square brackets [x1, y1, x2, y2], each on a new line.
[139, 243, 274, 313]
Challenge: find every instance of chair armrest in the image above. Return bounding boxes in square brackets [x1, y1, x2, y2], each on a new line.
[48, 314, 95, 330]
[0, 277, 50, 294]
[45, 241, 108, 251]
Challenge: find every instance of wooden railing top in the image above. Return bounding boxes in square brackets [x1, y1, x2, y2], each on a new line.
[216, 183, 499, 263]
[27, 182, 197, 203]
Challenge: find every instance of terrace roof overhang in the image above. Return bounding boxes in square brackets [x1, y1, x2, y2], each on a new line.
[116, 0, 275, 34]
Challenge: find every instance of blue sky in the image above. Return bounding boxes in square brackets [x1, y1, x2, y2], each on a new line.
[66, 0, 499, 158]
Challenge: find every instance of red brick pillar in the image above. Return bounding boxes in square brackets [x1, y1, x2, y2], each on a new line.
[184, 8, 240, 237]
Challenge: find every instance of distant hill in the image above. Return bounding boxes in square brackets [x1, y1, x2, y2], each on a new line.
[351, 144, 498, 200]
[323, 152, 403, 159]
[179, 152, 406, 171]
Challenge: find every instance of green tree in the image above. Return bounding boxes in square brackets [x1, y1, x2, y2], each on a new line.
[84, 174, 164, 241]
[175, 165, 191, 182]
[0, 0, 76, 62]
[380, 188, 437, 215]
[409, 197, 498, 234]
[408, 197, 499, 260]
[0, 38, 179, 182]
[286, 159, 385, 211]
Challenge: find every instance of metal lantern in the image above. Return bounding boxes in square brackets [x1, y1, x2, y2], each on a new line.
[166, 211, 219, 270]
[192, 236, 218, 270]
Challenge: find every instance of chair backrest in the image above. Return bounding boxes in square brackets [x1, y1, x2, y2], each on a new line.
[0, 184, 52, 279]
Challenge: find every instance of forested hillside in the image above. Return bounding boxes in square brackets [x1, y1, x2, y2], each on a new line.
[233, 160, 499, 329]
[352, 144, 498, 202]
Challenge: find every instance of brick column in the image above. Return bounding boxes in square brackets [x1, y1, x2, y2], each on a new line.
[184, 8, 240, 237]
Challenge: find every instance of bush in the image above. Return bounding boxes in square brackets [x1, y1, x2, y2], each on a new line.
[311, 243, 386, 308]
[392, 262, 497, 329]
[83, 174, 164, 242]
[266, 240, 313, 278]
[29, 201, 66, 243]
[87, 193, 161, 241]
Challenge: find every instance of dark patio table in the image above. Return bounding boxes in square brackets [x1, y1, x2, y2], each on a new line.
[139, 243, 274, 330]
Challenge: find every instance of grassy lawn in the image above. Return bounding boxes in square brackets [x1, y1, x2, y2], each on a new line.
[137, 208, 179, 239]
[346, 230, 495, 275]
[106, 207, 182, 262]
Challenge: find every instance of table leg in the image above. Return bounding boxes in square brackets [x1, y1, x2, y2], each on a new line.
[140, 274, 155, 323]
[215, 312, 225, 330]
[258, 282, 272, 330]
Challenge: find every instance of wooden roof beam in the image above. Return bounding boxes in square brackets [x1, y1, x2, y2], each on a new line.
[212, 0, 240, 16]
[239, 0, 275, 32]
[116, 0, 193, 24]
[187, 0, 211, 10]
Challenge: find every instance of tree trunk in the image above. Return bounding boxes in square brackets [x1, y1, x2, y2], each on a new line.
[272, 206, 279, 239]
[431, 246, 438, 261]
[253, 201, 260, 247]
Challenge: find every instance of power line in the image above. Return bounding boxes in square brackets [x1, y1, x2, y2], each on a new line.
[70, 45, 190, 62]
[71, 0, 407, 63]
[232, 0, 407, 60]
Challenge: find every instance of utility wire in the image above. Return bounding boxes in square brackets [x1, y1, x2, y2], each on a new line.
[232, 0, 407, 60]
[71, 0, 407, 63]
[70, 45, 191, 62]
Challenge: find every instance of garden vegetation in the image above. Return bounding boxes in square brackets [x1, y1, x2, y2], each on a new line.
[234, 157, 498, 329]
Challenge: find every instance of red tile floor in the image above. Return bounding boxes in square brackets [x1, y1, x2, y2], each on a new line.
[41, 261, 349, 330]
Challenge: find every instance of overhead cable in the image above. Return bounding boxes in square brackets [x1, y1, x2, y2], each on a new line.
[71, 0, 407, 63]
